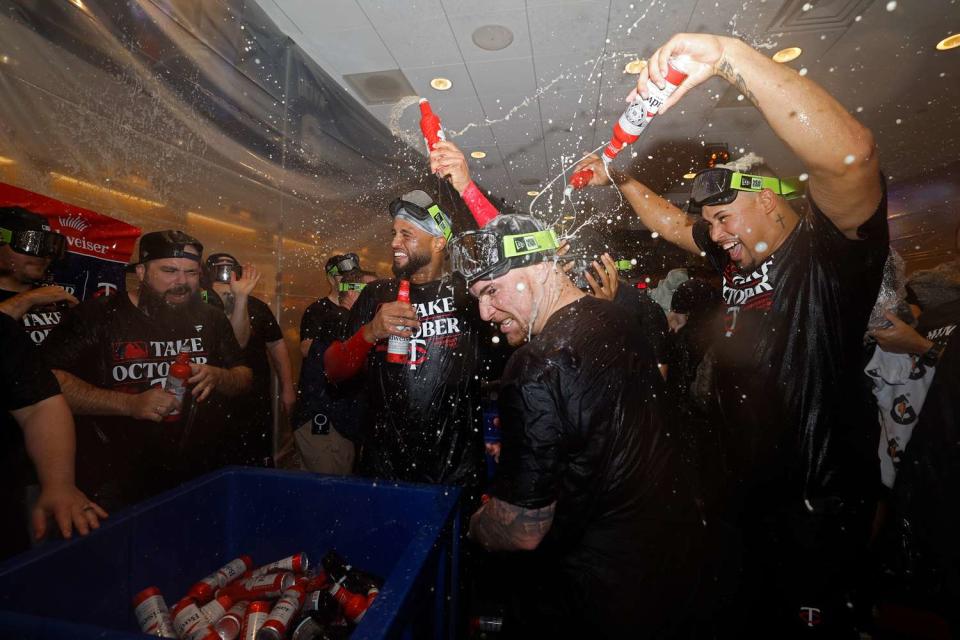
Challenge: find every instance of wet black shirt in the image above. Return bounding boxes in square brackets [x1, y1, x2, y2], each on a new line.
[613, 284, 669, 365]
[2, 312, 60, 413]
[300, 298, 340, 342]
[40, 294, 246, 507]
[493, 296, 701, 631]
[693, 182, 889, 509]
[0, 287, 66, 346]
[346, 278, 483, 489]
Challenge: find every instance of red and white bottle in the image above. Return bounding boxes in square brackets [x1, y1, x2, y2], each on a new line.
[164, 346, 192, 422]
[132, 586, 177, 638]
[419, 98, 445, 153]
[386, 280, 412, 365]
[603, 57, 689, 160]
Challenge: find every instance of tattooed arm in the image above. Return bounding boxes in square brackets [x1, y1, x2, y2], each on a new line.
[468, 498, 556, 552]
[640, 33, 880, 237]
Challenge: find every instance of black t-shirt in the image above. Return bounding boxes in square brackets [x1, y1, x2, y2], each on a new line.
[0, 287, 67, 346]
[293, 302, 367, 443]
[346, 278, 483, 489]
[692, 181, 889, 509]
[242, 296, 284, 388]
[2, 312, 61, 413]
[493, 296, 701, 632]
[300, 298, 341, 342]
[40, 293, 246, 507]
[613, 284, 669, 365]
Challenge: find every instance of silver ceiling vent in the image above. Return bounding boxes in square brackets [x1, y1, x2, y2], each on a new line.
[342, 69, 416, 105]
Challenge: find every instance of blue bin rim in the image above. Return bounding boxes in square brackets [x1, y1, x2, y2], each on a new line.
[0, 467, 462, 639]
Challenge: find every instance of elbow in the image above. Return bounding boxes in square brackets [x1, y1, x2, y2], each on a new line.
[834, 125, 878, 176]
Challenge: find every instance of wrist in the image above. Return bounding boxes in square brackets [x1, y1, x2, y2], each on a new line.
[460, 179, 477, 196]
[361, 324, 378, 343]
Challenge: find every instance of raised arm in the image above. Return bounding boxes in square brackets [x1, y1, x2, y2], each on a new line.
[430, 140, 500, 226]
[574, 154, 700, 254]
[642, 34, 881, 236]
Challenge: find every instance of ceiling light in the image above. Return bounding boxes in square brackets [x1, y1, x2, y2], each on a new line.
[772, 47, 802, 63]
[683, 172, 697, 179]
[0, 155, 14, 166]
[527, 191, 539, 197]
[430, 77, 452, 91]
[50, 173, 164, 208]
[470, 151, 487, 159]
[68, 0, 86, 10]
[936, 34, 960, 51]
[624, 59, 647, 74]
[472, 25, 514, 52]
[187, 211, 255, 235]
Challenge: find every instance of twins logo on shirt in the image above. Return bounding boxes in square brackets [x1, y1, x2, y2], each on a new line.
[721, 258, 774, 337]
[396, 295, 463, 369]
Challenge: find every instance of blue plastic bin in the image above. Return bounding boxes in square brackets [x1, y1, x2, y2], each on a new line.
[0, 468, 461, 639]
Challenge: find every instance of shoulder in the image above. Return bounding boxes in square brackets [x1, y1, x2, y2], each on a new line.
[248, 295, 276, 316]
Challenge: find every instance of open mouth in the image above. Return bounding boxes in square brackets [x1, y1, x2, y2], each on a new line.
[393, 251, 408, 262]
[721, 240, 743, 262]
[499, 317, 515, 332]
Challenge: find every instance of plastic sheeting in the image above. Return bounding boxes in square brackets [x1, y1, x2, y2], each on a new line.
[0, 0, 433, 335]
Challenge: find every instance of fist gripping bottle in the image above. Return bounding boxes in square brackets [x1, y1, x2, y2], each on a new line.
[419, 99, 445, 152]
[386, 280, 411, 364]
[165, 346, 192, 422]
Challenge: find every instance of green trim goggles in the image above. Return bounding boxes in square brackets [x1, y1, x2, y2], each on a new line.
[326, 253, 360, 277]
[389, 198, 453, 241]
[689, 168, 802, 213]
[0, 226, 68, 260]
[338, 282, 367, 292]
[450, 228, 559, 285]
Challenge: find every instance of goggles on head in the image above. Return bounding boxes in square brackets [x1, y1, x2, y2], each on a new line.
[326, 253, 360, 277]
[0, 226, 68, 260]
[210, 263, 242, 283]
[450, 228, 559, 285]
[338, 282, 367, 292]
[689, 168, 802, 213]
[389, 198, 453, 241]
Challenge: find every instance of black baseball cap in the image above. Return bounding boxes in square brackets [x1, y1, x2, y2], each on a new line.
[131, 230, 204, 267]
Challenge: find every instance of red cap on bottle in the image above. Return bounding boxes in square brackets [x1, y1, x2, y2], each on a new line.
[132, 586, 162, 607]
[187, 581, 214, 603]
[419, 98, 434, 118]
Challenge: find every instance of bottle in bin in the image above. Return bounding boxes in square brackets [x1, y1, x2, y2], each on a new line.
[321, 550, 380, 623]
[165, 346, 192, 422]
[386, 280, 412, 365]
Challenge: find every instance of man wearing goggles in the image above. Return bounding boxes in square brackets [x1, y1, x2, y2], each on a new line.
[323, 190, 484, 496]
[0, 207, 77, 344]
[204, 253, 294, 468]
[451, 214, 702, 635]
[294, 269, 376, 476]
[299, 252, 362, 357]
[572, 32, 887, 634]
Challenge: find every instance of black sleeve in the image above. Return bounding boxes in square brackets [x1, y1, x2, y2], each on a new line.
[493, 355, 564, 509]
[251, 297, 283, 344]
[2, 314, 61, 411]
[211, 312, 246, 369]
[692, 218, 727, 275]
[808, 174, 889, 259]
[40, 297, 106, 375]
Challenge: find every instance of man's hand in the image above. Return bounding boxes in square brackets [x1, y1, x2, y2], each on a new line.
[429, 141, 472, 193]
[230, 264, 261, 298]
[362, 301, 420, 343]
[468, 497, 556, 552]
[32, 484, 107, 540]
[129, 386, 181, 422]
[188, 364, 225, 402]
[633, 33, 728, 114]
[584, 253, 620, 301]
[870, 311, 933, 355]
[0, 286, 78, 320]
[571, 154, 611, 187]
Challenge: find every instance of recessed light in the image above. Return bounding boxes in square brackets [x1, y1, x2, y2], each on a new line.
[430, 77, 452, 91]
[0, 155, 14, 166]
[527, 191, 539, 197]
[470, 151, 487, 159]
[683, 172, 697, 179]
[68, 0, 87, 10]
[936, 34, 960, 51]
[472, 25, 514, 52]
[772, 47, 802, 63]
[624, 59, 647, 74]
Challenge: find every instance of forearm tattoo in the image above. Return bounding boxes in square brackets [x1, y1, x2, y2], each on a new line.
[470, 498, 556, 552]
[717, 57, 758, 107]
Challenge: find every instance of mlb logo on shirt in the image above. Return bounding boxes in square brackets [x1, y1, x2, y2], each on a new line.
[113, 341, 149, 362]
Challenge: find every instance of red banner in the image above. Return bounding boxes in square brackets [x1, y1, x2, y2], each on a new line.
[0, 181, 141, 264]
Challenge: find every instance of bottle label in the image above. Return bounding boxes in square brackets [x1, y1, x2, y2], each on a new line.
[619, 99, 650, 137]
[387, 335, 409, 360]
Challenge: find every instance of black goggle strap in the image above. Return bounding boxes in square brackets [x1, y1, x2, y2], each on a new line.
[338, 282, 366, 292]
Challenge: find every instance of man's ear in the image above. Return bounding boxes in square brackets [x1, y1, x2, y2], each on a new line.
[433, 235, 448, 254]
[759, 188, 779, 215]
[135, 263, 146, 282]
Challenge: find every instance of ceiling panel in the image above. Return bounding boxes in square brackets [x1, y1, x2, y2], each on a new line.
[299, 28, 395, 75]
[445, 8, 532, 63]
[487, 99, 544, 144]
[373, 17, 462, 68]
[528, 1, 611, 58]
[266, 0, 369, 33]
[467, 57, 538, 103]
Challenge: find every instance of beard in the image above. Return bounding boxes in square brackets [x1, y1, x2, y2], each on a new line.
[392, 249, 432, 280]
[138, 281, 204, 329]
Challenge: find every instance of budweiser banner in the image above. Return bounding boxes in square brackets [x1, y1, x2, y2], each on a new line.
[0, 181, 142, 300]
